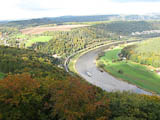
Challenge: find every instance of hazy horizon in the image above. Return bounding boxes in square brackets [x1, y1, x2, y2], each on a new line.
[1, 0, 160, 21]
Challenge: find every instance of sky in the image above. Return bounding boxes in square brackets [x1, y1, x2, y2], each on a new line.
[1, 0, 160, 20]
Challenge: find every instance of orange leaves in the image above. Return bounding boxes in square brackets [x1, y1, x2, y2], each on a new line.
[0, 73, 40, 92]
[0, 73, 40, 105]
[48, 76, 110, 119]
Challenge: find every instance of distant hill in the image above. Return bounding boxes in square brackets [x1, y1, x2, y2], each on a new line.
[0, 21, 9, 24]
[1, 15, 120, 28]
[2, 14, 160, 28]
[94, 21, 155, 35]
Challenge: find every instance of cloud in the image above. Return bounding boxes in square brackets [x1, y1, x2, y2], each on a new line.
[17, 0, 53, 11]
[0, 0, 160, 20]
[112, 0, 160, 3]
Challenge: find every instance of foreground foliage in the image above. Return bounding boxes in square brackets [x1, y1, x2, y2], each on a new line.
[0, 74, 110, 120]
[0, 46, 160, 120]
[108, 92, 160, 120]
[1, 73, 160, 120]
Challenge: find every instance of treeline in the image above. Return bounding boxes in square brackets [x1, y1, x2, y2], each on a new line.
[0, 46, 160, 120]
[122, 38, 160, 67]
[31, 27, 119, 57]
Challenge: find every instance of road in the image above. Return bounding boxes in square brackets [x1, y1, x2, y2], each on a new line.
[75, 40, 151, 95]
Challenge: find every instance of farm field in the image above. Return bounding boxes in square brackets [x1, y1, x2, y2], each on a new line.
[25, 36, 53, 47]
[97, 48, 160, 94]
[21, 25, 89, 34]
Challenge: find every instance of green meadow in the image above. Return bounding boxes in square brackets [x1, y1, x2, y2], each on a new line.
[98, 48, 160, 94]
[26, 36, 53, 47]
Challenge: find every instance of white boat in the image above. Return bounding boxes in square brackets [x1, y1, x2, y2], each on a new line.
[86, 72, 92, 77]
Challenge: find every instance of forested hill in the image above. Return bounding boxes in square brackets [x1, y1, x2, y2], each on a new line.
[0, 46, 160, 120]
[93, 21, 160, 36]
[32, 27, 118, 57]
[0, 46, 61, 74]
[0, 46, 110, 119]
[122, 37, 160, 67]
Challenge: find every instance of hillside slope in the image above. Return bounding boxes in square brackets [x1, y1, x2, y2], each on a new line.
[122, 38, 160, 67]
[0, 46, 160, 120]
[0, 46, 111, 120]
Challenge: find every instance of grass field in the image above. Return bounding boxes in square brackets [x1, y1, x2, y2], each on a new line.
[13, 34, 28, 39]
[26, 36, 53, 47]
[98, 48, 160, 94]
[0, 72, 5, 80]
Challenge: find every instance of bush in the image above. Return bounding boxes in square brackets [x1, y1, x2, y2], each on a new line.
[118, 69, 123, 74]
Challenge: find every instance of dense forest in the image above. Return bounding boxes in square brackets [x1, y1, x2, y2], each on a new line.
[122, 38, 160, 67]
[0, 46, 160, 120]
[31, 27, 119, 57]
[0, 46, 61, 74]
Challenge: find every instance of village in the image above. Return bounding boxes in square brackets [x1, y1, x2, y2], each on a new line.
[131, 30, 160, 36]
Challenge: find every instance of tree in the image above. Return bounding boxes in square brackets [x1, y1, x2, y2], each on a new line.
[0, 74, 48, 120]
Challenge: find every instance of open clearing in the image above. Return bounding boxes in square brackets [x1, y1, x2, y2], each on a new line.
[25, 36, 53, 47]
[98, 48, 160, 94]
[21, 25, 89, 34]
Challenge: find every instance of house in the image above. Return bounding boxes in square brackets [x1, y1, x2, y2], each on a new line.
[156, 69, 160, 75]
[122, 57, 126, 60]
[52, 54, 61, 58]
[157, 71, 160, 75]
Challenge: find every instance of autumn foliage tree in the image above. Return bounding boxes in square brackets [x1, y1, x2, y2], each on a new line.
[0, 73, 111, 120]
[0, 74, 48, 120]
[48, 76, 110, 120]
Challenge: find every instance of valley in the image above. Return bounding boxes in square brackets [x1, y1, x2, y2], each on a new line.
[1, 15, 160, 119]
